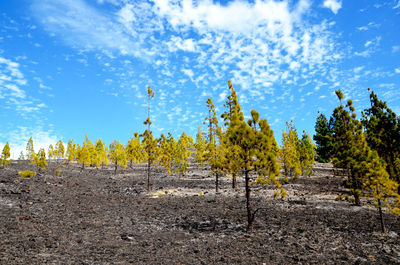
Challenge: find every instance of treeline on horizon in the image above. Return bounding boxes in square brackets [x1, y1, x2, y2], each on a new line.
[1, 82, 399, 233]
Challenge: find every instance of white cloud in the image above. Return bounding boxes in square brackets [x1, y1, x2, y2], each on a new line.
[0, 126, 60, 159]
[395, 68, 400, 74]
[31, 0, 158, 60]
[392, 46, 400, 53]
[323, 0, 342, 14]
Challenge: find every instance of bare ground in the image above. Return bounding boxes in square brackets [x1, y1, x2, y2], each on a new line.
[1, 161, 399, 264]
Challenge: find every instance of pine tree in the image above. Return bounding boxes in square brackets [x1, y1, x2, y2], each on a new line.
[18, 151, 24, 161]
[48, 144, 55, 162]
[66, 139, 77, 163]
[205, 98, 224, 191]
[281, 121, 301, 181]
[126, 133, 145, 167]
[221, 80, 240, 188]
[224, 83, 283, 232]
[77, 142, 90, 170]
[331, 90, 370, 206]
[33, 148, 47, 172]
[54, 140, 65, 160]
[143, 86, 155, 191]
[26, 137, 35, 161]
[95, 139, 109, 168]
[174, 132, 192, 178]
[362, 88, 400, 191]
[363, 150, 400, 232]
[83, 135, 97, 167]
[0, 142, 11, 168]
[109, 140, 127, 174]
[313, 112, 333, 162]
[298, 131, 315, 176]
[194, 125, 207, 166]
[158, 133, 174, 175]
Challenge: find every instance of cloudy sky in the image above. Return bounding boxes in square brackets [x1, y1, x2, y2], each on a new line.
[1, 0, 400, 157]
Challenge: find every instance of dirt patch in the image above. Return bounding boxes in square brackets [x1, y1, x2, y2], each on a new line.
[1, 161, 399, 264]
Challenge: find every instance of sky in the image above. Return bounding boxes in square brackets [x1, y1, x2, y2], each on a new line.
[1, 0, 400, 158]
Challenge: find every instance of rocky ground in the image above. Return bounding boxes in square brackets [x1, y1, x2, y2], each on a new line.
[1, 161, 399, 264]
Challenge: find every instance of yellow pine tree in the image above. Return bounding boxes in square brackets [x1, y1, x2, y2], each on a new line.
[26, 137, 35, 161]
[205, 98, 225, 191]
[33, 148, 47, 173]
[158, 133, 174, 175]
[224, 81, 283, 232]
[77, 142, 91, 170]
[95, 139, 109, 168]
[109, 140, 127, 174]
[281, 121, 301, 181]
[194, 125, 207, 166]
[363, 150, 400, 232]
[1, 142, 11, 168]
[66, 139, 77, 163]
[48, 144, 55, 162]
[174, 132, 192, 178]
[54, 140, 65, 160]
[126, 133, 145, 167]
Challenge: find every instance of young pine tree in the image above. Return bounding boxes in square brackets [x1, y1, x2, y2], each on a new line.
[95, 139, 109, 168]
[48, 144, 55, 162]
[205, 98, 224, 191]
[34, 148, 47, 173]
[109, 140, 127, 174]
[313, 112, 333, 162]
[26, 137, 35, 161]
[157, 133, 174, 175]
[174, 132, 192, 178]
[54, 140, 65, 160]
[224, 84, 283, 232]
[18, 151, 24, 161]
[194, 125, 208, 166]
[221, 80, 241, 189]
[126, 133, 145, 167]
[66, 139, 77, 163]
[143, 85, 156, 191]
[298, 131, 315, 176]
[0, 142, 11, 168]
[363, 150, 400, 232]
[281, 121, 301, 181]
[331, 90, 371, 206]
[77, 142, 91, 170]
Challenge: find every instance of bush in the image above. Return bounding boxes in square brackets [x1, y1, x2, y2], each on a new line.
[19, 170, 36, 178]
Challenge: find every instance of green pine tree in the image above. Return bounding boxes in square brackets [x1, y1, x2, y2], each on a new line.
[362, 88, 400, 191]
[313, 112, 333, 162]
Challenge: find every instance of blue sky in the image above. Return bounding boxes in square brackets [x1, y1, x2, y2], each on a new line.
[1, 0, 400, 158]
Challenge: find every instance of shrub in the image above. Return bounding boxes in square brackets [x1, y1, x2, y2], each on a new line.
[19, 170, 36, 178]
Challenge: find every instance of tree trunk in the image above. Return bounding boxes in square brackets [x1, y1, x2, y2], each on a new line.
[147, 158, 151, 192]
[245, 170, 254, 232]
[114, 161, 117, 175]
[354, 192, 361, 206]
[215, 172, 219, 192]
[378, 198, 385, 233]
[232, 173, 237, 189]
